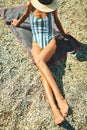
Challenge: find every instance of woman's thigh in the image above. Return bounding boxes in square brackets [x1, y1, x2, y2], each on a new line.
[32, 38, 56, 63]
[31, 41, 42, 60]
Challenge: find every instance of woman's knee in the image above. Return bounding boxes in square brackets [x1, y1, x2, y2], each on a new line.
[35, 58, 44, 68]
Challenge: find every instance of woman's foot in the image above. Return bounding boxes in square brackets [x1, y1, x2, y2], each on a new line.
[52, 106, 64, 124]
[58, 99, 69, 117]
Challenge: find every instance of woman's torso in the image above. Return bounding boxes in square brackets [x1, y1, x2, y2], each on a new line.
[30, 8, 54, 48]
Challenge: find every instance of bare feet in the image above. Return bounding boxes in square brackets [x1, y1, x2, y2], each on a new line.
[52, 106, 64, 124]
[58, 99, 69, 117]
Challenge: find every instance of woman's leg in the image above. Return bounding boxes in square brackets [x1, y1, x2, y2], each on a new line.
[31, 43, 64, 124]
[40, 72, 64, 124]
[32, 39, 68, 118]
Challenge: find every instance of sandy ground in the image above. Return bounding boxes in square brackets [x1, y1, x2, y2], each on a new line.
[0, 0, 87, 130]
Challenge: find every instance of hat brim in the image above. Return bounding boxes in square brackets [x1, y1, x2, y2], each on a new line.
[31, 0, 59, 12]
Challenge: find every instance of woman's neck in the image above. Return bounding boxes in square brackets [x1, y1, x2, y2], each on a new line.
[33, 9, 48, 18]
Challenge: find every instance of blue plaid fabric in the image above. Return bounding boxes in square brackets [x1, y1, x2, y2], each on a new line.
[30, 12, 54, 48]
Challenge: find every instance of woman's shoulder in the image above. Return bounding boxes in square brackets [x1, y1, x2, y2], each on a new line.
[25, 1, 35, 12]
[25, 1, 31, 8]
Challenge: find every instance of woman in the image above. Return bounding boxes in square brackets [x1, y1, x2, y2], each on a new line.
[12, 0, 69, 124]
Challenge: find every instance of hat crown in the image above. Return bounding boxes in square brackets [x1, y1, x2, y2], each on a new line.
[38, 0, 53, 5]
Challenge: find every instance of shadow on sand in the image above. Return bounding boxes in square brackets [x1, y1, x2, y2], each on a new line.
[48, 42, 87, 129]
[76, 43, 87, 61]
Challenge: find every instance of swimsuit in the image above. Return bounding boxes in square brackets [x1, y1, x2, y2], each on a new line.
[30, 12, 54, 49]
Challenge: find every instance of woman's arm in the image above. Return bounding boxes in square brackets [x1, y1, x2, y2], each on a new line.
[53, 10, 65, 35]
[12, 1, 31, 26]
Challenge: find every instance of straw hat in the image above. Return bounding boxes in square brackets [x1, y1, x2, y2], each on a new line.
[30, 0, 59, 12]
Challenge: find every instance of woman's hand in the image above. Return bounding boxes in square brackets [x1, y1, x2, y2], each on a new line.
[11, 19, 19, 26]
[64, 30, 69, 35]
